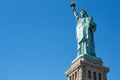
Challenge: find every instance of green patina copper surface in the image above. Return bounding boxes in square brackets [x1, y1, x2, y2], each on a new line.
[70, 2, 97, 58]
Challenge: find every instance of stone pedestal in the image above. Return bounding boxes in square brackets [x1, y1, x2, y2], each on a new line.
[65, 56, 109, 80]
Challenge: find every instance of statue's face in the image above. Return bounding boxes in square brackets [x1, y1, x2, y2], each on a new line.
[80, 10, 86, 17]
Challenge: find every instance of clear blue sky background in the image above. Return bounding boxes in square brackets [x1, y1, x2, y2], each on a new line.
[0, 0, 119, 80]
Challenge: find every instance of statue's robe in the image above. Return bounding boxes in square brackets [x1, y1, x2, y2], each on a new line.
[76, 17, 96, 57]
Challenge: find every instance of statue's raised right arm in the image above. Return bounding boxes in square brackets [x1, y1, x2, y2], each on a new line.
[70, 2, 79, 20]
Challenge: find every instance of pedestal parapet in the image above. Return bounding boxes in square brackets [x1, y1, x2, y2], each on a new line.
[65, 56, 109, 80]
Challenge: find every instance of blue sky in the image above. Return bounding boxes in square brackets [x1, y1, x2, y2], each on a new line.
[0, 0, 119, 80]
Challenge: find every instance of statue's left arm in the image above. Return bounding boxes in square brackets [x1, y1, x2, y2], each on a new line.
[90, 17, 96, 32]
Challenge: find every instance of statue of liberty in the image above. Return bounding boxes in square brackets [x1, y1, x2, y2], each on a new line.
[70, 2, 96, 57]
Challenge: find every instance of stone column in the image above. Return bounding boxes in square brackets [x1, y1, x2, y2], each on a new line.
[79, 67, 82, 80]
[103, 73, 107, 80]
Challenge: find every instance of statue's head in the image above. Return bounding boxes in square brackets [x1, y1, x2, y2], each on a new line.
[80, 10, 88, 17]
